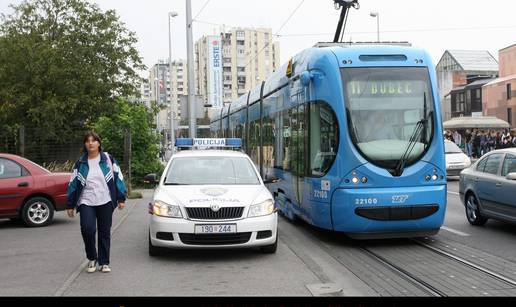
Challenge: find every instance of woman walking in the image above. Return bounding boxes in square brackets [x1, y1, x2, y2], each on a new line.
[66, 132, 127, 273]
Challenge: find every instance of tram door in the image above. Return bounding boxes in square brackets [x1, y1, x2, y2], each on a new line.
[289, 98, 308, 212]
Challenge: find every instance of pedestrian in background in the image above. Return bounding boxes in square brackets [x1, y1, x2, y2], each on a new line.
[66, 131, 127, 273]
[465, 130, 473, 158]
[452, 130, 462, 147]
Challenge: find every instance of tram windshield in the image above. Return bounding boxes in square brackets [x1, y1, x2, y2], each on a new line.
[341, 67, 434, 172]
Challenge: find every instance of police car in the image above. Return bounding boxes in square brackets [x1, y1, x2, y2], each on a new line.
[146, 138, 278, 255]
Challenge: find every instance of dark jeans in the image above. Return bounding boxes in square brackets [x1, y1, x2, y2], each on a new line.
[79, 202, 114, 265]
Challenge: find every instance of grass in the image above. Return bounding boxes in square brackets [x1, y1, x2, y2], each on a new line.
[127, 191, 143, 199]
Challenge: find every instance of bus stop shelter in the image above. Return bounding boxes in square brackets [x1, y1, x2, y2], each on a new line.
[443, 116, 510, 130]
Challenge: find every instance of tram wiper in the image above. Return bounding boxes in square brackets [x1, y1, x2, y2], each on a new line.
[393, 93, 431, 177]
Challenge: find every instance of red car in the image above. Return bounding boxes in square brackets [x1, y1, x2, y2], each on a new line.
[0, 153, 70, 227]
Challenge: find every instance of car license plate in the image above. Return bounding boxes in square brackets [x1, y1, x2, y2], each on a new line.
[195, 224, 236, 234]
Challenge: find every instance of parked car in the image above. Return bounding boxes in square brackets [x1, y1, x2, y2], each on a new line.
[0, 153, 70, 227]
[459, 148, 516, 226]
[445, 140, 471, 177]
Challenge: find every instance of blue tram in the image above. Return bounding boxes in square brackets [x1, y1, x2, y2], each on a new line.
[210, 45, 446, 239]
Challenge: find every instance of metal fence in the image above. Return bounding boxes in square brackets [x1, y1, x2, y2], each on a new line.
[0, 126, 87, 166]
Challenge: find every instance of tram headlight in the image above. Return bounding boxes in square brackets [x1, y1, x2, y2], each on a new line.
[352, 177, 359, 184]
[431, 174, 438, 181]
[153, 200, 182, 218]
[248, 199, 275, 218]
[425, 175, 431, 181]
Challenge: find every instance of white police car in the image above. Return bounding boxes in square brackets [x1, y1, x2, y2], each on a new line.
[145, 138, 278, 255]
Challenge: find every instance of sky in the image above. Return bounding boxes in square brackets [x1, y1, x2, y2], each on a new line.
[1, 0, 515, 78]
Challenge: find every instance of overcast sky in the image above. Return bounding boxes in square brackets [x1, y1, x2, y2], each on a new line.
[1, 0, 515, 78]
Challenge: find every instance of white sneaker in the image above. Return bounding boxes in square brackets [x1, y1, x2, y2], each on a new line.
[100, 264, 111, 273]
[86, 260, 97, 273]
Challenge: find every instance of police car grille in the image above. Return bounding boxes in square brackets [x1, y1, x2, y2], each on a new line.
[179, 233, 252, 245]
[186, 207, 244, 220]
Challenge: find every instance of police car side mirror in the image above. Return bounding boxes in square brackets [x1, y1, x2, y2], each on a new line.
[506, 173, 516, 181]
[144, 173, 159, 185]
[264, 176, 280, 184]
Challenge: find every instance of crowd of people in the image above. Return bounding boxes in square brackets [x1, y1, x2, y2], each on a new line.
[445, 129, 516, 158]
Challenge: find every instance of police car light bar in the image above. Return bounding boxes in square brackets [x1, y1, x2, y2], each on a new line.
[175, 138, 242, 148]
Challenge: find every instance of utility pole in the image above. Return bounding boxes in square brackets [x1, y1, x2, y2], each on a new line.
[186, 0, 196, 138]
[168, 12, 178, 151]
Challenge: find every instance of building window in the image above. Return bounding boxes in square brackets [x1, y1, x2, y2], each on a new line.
[509, 108, 513, 126]
[508, 83, 512, 100]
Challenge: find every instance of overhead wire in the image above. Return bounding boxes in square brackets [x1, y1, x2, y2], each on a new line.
[278, 24, 516, 38]
[243, 0, 306, 70]
[191, 0, 211, 26]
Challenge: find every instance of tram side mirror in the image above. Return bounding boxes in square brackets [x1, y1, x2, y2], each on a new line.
[300, 71, 312, 86]
[264, 176, 280, 184]
[506, 173, 516, 181]
[144, 173, 159, 185]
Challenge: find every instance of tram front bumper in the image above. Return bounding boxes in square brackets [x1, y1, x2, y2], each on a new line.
[331, 185, 446, 236]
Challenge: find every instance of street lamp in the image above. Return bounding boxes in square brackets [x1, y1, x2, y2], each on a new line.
[154, 76, 160, 134]
[370, 11, 379, 42]
[168, 11, 178, 153]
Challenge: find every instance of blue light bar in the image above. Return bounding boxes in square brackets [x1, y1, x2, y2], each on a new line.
[175, 138, 194, 146]
[175, 138, 242, 148]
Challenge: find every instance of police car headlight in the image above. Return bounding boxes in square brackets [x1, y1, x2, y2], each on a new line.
[248, 199, 275, 218]
[153, 200, 182, 218]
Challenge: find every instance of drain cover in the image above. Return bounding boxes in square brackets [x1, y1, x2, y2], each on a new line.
[306, 283, 343, 296]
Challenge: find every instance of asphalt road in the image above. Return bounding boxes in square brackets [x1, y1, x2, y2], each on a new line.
[1, 182, 515, 296]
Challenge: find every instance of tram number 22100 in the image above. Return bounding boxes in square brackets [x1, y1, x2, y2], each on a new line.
[355, 198, 378, 206]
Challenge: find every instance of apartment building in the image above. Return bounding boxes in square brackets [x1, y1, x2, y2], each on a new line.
[483, 44, 516, 127]
[149, 59, 188, 136]
[196, 27, 281, 106]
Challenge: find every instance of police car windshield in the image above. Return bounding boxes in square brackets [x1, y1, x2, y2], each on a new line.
[164, 156, 261, 185]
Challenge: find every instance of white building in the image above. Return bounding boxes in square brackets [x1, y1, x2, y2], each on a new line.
[196, 27, 280, 106]
[149, 59, 188, 137]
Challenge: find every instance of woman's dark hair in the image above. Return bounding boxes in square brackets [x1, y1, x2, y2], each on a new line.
[83, 131, 102, 153]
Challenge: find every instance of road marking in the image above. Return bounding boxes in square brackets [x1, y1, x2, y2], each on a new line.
[447, 191, 460, 196]
[441, 226, 470, 237]
[54, 202, 136, 296]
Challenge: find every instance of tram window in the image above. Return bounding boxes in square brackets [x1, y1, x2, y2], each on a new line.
[309, 102, 339, 177]
[282, 107, 292, 171]
[248, 102, 261, 165]
[263, 96, 276, 174]
[229, 112, 238, 138]
[235, 109, 246, 139]
[288, 107, 299, 172]
[273, 94, 285, 169]
[222, 116, 228, 138]
[296, 104, 307, 175]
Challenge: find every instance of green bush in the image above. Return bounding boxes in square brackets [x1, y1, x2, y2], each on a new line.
[94, 99, 164, 187]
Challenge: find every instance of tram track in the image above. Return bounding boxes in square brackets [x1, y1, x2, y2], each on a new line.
[357, 237, 516, 296]
[358, 245, 446, 296]
[278, 215, 516, 296]
[412, 238, 516, 288]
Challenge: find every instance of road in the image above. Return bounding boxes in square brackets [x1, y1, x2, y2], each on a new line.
[1, 182, 515, 296]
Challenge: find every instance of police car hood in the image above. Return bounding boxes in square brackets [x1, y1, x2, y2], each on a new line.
[156, 185, 271, 207]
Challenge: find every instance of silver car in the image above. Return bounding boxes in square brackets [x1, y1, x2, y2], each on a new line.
[459, 148, 516, 226]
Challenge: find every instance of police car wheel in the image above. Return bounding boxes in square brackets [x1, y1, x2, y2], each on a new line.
[260, 235, 278, 254]
[148, 232, 164, 256]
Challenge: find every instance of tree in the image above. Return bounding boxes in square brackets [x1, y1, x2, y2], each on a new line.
[94, 99, 164, 186]
[0, 0, 145, 143]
